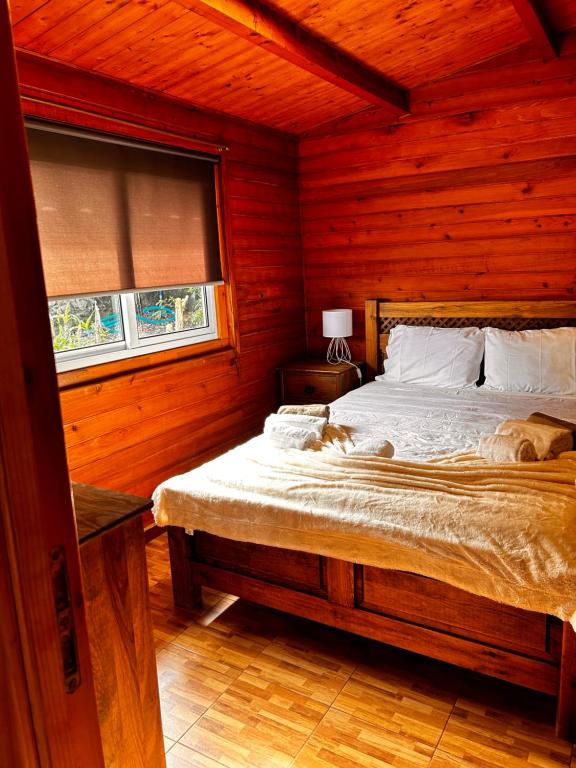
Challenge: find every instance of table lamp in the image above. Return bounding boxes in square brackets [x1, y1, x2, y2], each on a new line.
[322, 308, 352, 364]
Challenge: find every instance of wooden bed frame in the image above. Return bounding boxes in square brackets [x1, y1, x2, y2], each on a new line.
[168, 299, 576, 740]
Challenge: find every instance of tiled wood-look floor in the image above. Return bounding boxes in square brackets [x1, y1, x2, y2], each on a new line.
[147, 535, 576, 768]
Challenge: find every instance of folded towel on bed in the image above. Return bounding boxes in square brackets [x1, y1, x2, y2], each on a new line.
[263, 413, 328, 450]
[278, 404, 330, 418]
[478, 434, 537, 463]
[495, 419, 572, 460]
[263, 422, 317, 450]
[265, 413, 327, 439]
[347, 439, 395, 458]
[527, 412, 576, 449]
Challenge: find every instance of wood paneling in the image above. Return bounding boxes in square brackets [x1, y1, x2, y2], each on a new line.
[265, 0, 529, 88]
[11, 0, 572, 133]
[17, 56, 305, 500]
[10, 0, 368, 132]
[510, 0, 558, 58]
[547, 0, 576, 31]
[411, 50, 576, 117]
[180, 0, 407, 113]
[300, 53, 576, 359]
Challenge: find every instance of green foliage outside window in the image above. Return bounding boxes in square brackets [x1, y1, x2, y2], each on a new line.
[48, 287, 208, 353]
[49, 295, 121, 352]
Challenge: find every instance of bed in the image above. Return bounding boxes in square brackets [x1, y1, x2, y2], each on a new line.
[154, 299, 576, 739]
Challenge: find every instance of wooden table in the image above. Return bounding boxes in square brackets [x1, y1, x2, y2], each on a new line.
[73, 483, 165, 768]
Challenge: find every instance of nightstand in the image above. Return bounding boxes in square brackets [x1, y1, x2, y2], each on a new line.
[279, 359, 364, 405]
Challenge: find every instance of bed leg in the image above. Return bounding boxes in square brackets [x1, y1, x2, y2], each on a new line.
[325, 558, 355, 607]
[556, 622, 576, 741]
[167, 526, 203, 610]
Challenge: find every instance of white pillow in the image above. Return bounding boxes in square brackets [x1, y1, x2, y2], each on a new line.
[483, 327, 576, 395]
[379, 325, 484, 388]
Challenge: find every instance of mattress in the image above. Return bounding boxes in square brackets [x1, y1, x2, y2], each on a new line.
[330, 380, 576, 461]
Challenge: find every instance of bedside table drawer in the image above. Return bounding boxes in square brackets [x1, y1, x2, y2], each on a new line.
[282, 371, 340, 404]
[278, 360, 364, 406]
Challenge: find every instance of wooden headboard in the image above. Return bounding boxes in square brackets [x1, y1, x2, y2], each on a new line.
[364, 300, 576, 380]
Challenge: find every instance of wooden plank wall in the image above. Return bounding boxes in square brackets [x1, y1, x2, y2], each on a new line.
[300, 49, 576, 360]
[17, 54, 305, 498]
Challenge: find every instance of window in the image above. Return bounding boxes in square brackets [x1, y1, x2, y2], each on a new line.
[27, 121, 223, 372]
[49, 285, 217, 372]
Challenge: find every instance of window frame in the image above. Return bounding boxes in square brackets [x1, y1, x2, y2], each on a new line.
[54, 283, 218, 373]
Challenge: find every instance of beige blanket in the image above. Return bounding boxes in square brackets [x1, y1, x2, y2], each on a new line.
[153, 425, 576, 629]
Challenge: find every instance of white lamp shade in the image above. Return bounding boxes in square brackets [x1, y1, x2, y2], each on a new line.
[322, 308, 352, 338]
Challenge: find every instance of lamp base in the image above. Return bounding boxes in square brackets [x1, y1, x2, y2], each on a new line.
[326, 336, 352, 364]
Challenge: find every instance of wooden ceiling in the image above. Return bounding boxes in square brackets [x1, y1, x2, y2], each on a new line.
[9, 0, 576, 133]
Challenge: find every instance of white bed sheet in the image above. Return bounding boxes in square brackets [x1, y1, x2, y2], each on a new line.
[330, 380, 576, 462]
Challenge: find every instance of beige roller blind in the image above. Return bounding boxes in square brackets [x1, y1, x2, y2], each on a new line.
[27, 129, 132, 297]
[27, 124, 222, 297]
[123, 145, 222, 289]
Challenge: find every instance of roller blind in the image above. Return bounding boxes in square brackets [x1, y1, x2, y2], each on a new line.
[26, 124, 222, 297]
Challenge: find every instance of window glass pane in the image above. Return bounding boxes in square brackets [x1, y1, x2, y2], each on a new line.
[49, 294, 123, 352]
[134, 287, 208, 339]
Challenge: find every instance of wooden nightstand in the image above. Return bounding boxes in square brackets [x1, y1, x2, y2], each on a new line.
[73, 483, 165, 768]
[279, 359, 364, 405]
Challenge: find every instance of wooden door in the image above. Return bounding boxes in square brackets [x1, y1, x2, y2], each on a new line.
[0, 3, 105, 765]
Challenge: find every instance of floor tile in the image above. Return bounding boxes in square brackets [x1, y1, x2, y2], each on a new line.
[181, 671, 328, 768]
[166, 742, 227, 767]
[171, 618, 272, 672]
[434, 684, 572, 768]
[292, 707, 433, 768]
[428, 749, 489, 767]
[157, 643, 241, 740]
[164, 735, 176, 753]
[333, 659, 457, 749]
[458, 672, 558, 724]
[243, 624, 358, 706]
[149, 578, 235, 648]
[353, 639, 463, 699]
[146, 536, 172, 585]
[200, 597, 293, 638]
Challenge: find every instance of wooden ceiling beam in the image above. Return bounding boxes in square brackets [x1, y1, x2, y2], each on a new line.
[510, 0, 557, 59]
[179, 0, 409, 114]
